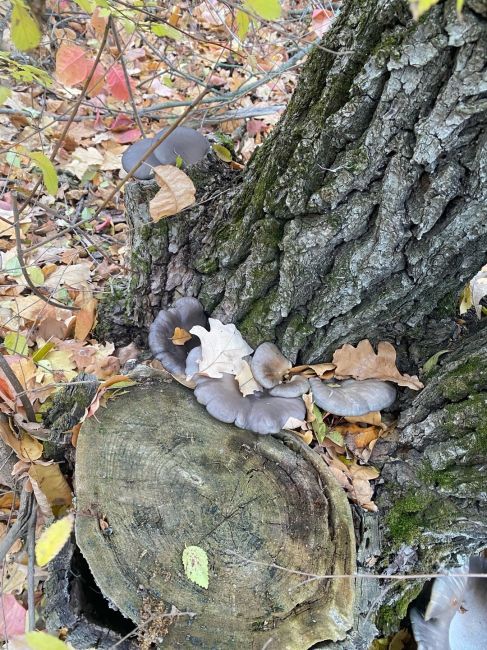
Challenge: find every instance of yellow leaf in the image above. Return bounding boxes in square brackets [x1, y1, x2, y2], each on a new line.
[15, 631, 69, 649]
[244, 0, 281, 21]
[236, 9, 250, 40]
[212, 143, 232, 162]
[149, 165, 196, 221]
[28, 464, 72, 517]
[10, 0, 42, 51]
[0, 419, 43, 462]
[459, 283, 473, 314]
[409, 0, 440, 20]
[0, 86, 12, 105]
[28, 152, 59, 196]
[35, 514, 74, 566]
[456, 0, 464, 14]
[32, 341, 55, 363]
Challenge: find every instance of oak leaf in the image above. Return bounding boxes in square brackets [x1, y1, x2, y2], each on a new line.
[149, 166, 196, 221]
[333, 340, 423, 390]
[190, 318, 253, 378]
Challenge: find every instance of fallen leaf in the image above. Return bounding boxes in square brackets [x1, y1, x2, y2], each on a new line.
[0, 593, 26, 636]
[333, 340, 423, 390]
[289, 362, 335, 378]
[56, 43, 92, 86]
[235, 359, 261, 396]
[28, 464, 72, 517]
[311, 8, 334, 37]
[74, 298, 97, 341]
[35, 514, 74, 567]
[149, 165, 196, 221]
[190, 318, 253, 378]
[0, 418, 43, 462]
[469, 266, 487, 318]
[182, 545, 208, 589]
[106, 64, 135, 101]
[345, 411, 383, 427]
[171, 327, 192, 346]
[10, 631, 69, 649]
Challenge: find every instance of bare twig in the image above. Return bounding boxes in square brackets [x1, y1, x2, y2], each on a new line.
[17, 22, 111, 217]
[109, 15, 145, 136]
[0, 355, 36, 422]
[27, 504, 37, 631]
[12, 195, 79, 311]
[0, 488, 35, 565]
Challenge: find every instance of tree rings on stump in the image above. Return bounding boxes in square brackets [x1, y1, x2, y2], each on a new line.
[75, 376, 355, 648]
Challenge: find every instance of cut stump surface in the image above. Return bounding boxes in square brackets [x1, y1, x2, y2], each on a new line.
[75, 376, 355, 649]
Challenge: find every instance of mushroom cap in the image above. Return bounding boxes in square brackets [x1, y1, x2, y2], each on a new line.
[148, 298, 207, 377]
[194, 373, 306, 435]
[250, 342, 292, 389]
[154, 126, 210, 167]
[411, 556, 487, 650]
[310, 378, 396, 416]
[121, 138, 160, 179]
[269, 376, 309, 398]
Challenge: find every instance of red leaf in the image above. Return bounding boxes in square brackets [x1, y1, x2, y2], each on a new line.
[110, 113, 133, 132]
[106, 64, 135, 101]
[56, 43, 93, 86]
[115, 128, 142, 144]
[0, 594, 27, 636]
[86, 63, 106, 97]
[311, 9, 334, 37]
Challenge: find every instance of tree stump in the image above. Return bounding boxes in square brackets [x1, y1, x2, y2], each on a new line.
[75, 374, 355, 649]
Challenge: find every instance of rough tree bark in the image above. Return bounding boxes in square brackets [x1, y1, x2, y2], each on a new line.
[93, 0, 487, 645]
[107, 0, 487, 371]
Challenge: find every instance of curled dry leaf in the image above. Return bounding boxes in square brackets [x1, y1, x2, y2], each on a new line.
[171, 327, 192, 346]
[289, 362, 335, 379]
[333, 339, 424, 390]
[234, 359, 261, 396]
[28, 464, 73, 517]
[0, 419, 43, 462]
[149, 165, 196, 222]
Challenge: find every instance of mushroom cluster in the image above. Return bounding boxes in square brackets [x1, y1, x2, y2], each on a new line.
[411, 555, 487, 650]
[122, 126, 210, 180]
[148, 298, 397, 436]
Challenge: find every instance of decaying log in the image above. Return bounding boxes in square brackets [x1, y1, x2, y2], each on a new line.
[74, 374, 355, 649]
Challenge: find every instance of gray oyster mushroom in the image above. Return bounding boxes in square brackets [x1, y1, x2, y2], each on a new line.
[269, 376, 309, 398]
[193, 372, 306, 435]
[121, 138, 160, 180]
[250, 342, 292, 389]
[411, 556, 487, 650]
[122, 127, 210, 180]
[153, 126, 210, 166]
[309, 377, 396, 416]
[148, 298, 207, 377]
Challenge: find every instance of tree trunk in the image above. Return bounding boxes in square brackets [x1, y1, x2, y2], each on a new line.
[117, 0, 487, 372]
[93, 0, 487, 644]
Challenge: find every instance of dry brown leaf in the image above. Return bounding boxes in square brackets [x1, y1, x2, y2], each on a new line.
[333, 340, 423, 390]
[171, 327, 192, 346]
[235, 359, 261, 396]
[74, 298, 97, 341]
[289, 362, 335, 378]
[0, 419, 43, 462]
[0, 523, 22, 553]
[345, 411, 383, 427]
[149, 165, 196, 222]
[302, 392, 315, 423]
[293, 428, 313, 445]
[28, 464, 72, 517]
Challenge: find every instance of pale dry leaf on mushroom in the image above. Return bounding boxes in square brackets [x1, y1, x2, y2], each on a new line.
[148, 298, 424, 510]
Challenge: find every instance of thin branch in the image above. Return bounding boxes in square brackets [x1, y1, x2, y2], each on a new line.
[109, 15, 145, 136]
[0, 488, 35, 565]
[0, 355, 36, 422]
[12, 195, 79, 312]
[27, 504, 37, 631]
[17, 21, 111, 217]
[24, 86, 212, 254]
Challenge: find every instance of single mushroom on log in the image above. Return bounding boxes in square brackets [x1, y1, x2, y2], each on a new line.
[75, 374, 356, 649]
